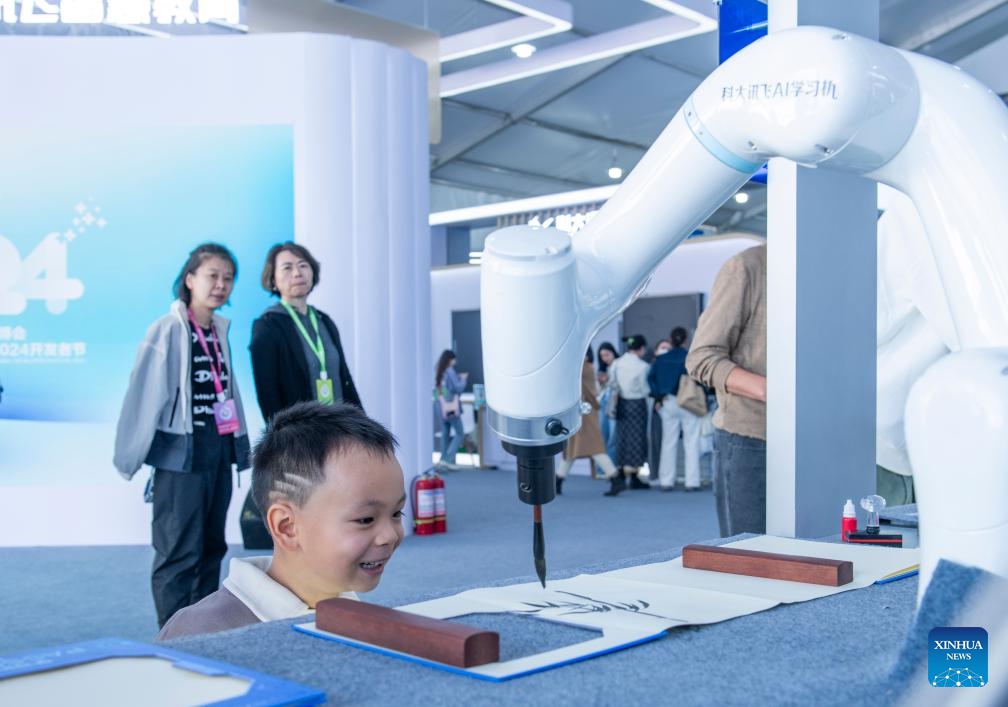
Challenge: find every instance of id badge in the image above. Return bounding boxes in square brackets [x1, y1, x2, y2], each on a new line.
[213, 398, 240, 435]
[316, 377, 334, 405]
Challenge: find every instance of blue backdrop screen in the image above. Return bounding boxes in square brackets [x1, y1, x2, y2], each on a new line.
[0, 125, 293, 424]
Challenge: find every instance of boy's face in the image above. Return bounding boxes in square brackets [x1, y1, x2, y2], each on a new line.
[291, 446, 406, 600]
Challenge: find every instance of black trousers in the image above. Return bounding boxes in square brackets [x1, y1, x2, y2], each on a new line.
[151, 427, 234, 627]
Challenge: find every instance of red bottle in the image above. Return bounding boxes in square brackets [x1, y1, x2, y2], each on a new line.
[842, 499, 857, 541]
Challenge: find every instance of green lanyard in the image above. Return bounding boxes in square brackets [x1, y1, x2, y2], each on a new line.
[281, 302, 328, 379]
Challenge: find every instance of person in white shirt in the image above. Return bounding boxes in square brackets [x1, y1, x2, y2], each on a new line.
[607, 335, 652, 490]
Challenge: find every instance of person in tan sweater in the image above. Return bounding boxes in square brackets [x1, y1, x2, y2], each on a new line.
[686, 243, 767, 536]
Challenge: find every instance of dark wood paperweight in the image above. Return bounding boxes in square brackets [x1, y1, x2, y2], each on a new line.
[315, 598, 500, 667]
[682, 544, 854, 586]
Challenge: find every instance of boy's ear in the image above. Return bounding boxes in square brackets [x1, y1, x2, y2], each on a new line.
[265, 501, 300, 551]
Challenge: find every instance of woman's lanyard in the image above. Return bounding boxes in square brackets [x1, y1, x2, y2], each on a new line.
[281, 302, 336, 404]
[188, 309, 240, 436]
[280, 302, 328, 379]
[187, 309, 227, 402]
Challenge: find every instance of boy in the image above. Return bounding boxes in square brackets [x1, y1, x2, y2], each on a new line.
[157, 401, 406, 640]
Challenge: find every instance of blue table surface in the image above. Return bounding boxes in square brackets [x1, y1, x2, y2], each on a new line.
[161, 535, 971, 707]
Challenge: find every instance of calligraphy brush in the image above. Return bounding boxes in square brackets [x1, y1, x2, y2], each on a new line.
[533, 503, 547, 587]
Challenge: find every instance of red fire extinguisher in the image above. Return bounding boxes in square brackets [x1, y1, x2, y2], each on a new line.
[432, 471, 447, 534]
[411, 472, 436, 535]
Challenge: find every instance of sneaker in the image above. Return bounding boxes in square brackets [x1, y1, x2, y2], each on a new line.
[660, 485, 675, 492]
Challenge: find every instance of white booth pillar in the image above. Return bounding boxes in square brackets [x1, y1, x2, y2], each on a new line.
[297, 37, 434, 493]
[766, 1, 879, 537]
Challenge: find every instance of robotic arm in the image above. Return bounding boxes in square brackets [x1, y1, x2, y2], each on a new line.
[481, 25, 1008, 598]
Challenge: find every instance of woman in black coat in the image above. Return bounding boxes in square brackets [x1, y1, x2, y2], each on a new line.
[250, 242, 362, 424]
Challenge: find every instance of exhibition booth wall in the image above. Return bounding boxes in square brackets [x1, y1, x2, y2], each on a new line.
[0, 34, 431, 545]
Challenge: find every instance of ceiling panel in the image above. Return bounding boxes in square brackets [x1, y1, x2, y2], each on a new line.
[445, 55, 623, 113]
[442, 28, 579, 72]
[433, 160, 587, 194]
[566, 0, 667, 33]
[911, 2, 1008, 61]
[335, 0, 513, 35]
[434, 102, 509, 163]
[463, 122, 648, 186]
[879, 0, 1007, 50]
[530, 54, 703, 146]
[637, 32, 720, 77]
[325, 0, 1008, 228]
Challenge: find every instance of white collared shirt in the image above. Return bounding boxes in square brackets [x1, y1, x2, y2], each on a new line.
[222, 556, 357, 622]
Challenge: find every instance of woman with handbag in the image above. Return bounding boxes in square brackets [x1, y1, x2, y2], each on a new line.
[648, 328, 702, 491]
[435, 349, 468, 468]
[113, 243, 251, 628]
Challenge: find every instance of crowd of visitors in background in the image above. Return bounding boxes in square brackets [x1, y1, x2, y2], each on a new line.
[558, 329, 716, 499]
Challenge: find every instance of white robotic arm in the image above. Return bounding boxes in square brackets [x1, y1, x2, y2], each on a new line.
[875, 186, 951, 477]
[481, 25, 1008, 598]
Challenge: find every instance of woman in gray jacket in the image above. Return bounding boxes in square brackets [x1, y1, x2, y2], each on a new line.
[114, 243, 251, 628]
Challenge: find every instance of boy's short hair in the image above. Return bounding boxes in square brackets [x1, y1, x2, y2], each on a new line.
[251, 401, 398, 513]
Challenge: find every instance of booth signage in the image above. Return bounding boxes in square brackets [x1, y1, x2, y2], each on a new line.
[0, 0, 240, 25]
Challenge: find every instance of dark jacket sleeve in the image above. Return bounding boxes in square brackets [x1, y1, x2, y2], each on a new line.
[249, 315, 289, 423]
[647, 362, 660, 399]
[321, 313, 363, 411]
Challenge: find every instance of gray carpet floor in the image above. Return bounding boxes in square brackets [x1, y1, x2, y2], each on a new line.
[0, 466, 718, 655]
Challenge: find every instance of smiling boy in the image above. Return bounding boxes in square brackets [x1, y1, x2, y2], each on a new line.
[157, 401, 406, 640]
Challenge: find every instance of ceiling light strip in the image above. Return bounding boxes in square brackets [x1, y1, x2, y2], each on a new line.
[485, 0, 574, 25]
[440, 0, 572, 62]
[430, 185, 619, 225]
[441, 16, 570, 62]
[640, 0, 720, 27]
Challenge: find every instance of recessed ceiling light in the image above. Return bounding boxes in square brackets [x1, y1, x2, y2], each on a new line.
[511, 43, 537, 59]
[734, 192, 749, 204]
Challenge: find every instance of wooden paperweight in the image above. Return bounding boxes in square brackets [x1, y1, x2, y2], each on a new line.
[681, 544, 854, 586]
[315, 598, 500, 668]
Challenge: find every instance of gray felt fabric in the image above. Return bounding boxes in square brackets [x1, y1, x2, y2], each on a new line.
[163, 535, 963, 707]
[887, 560, 1007, 706]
